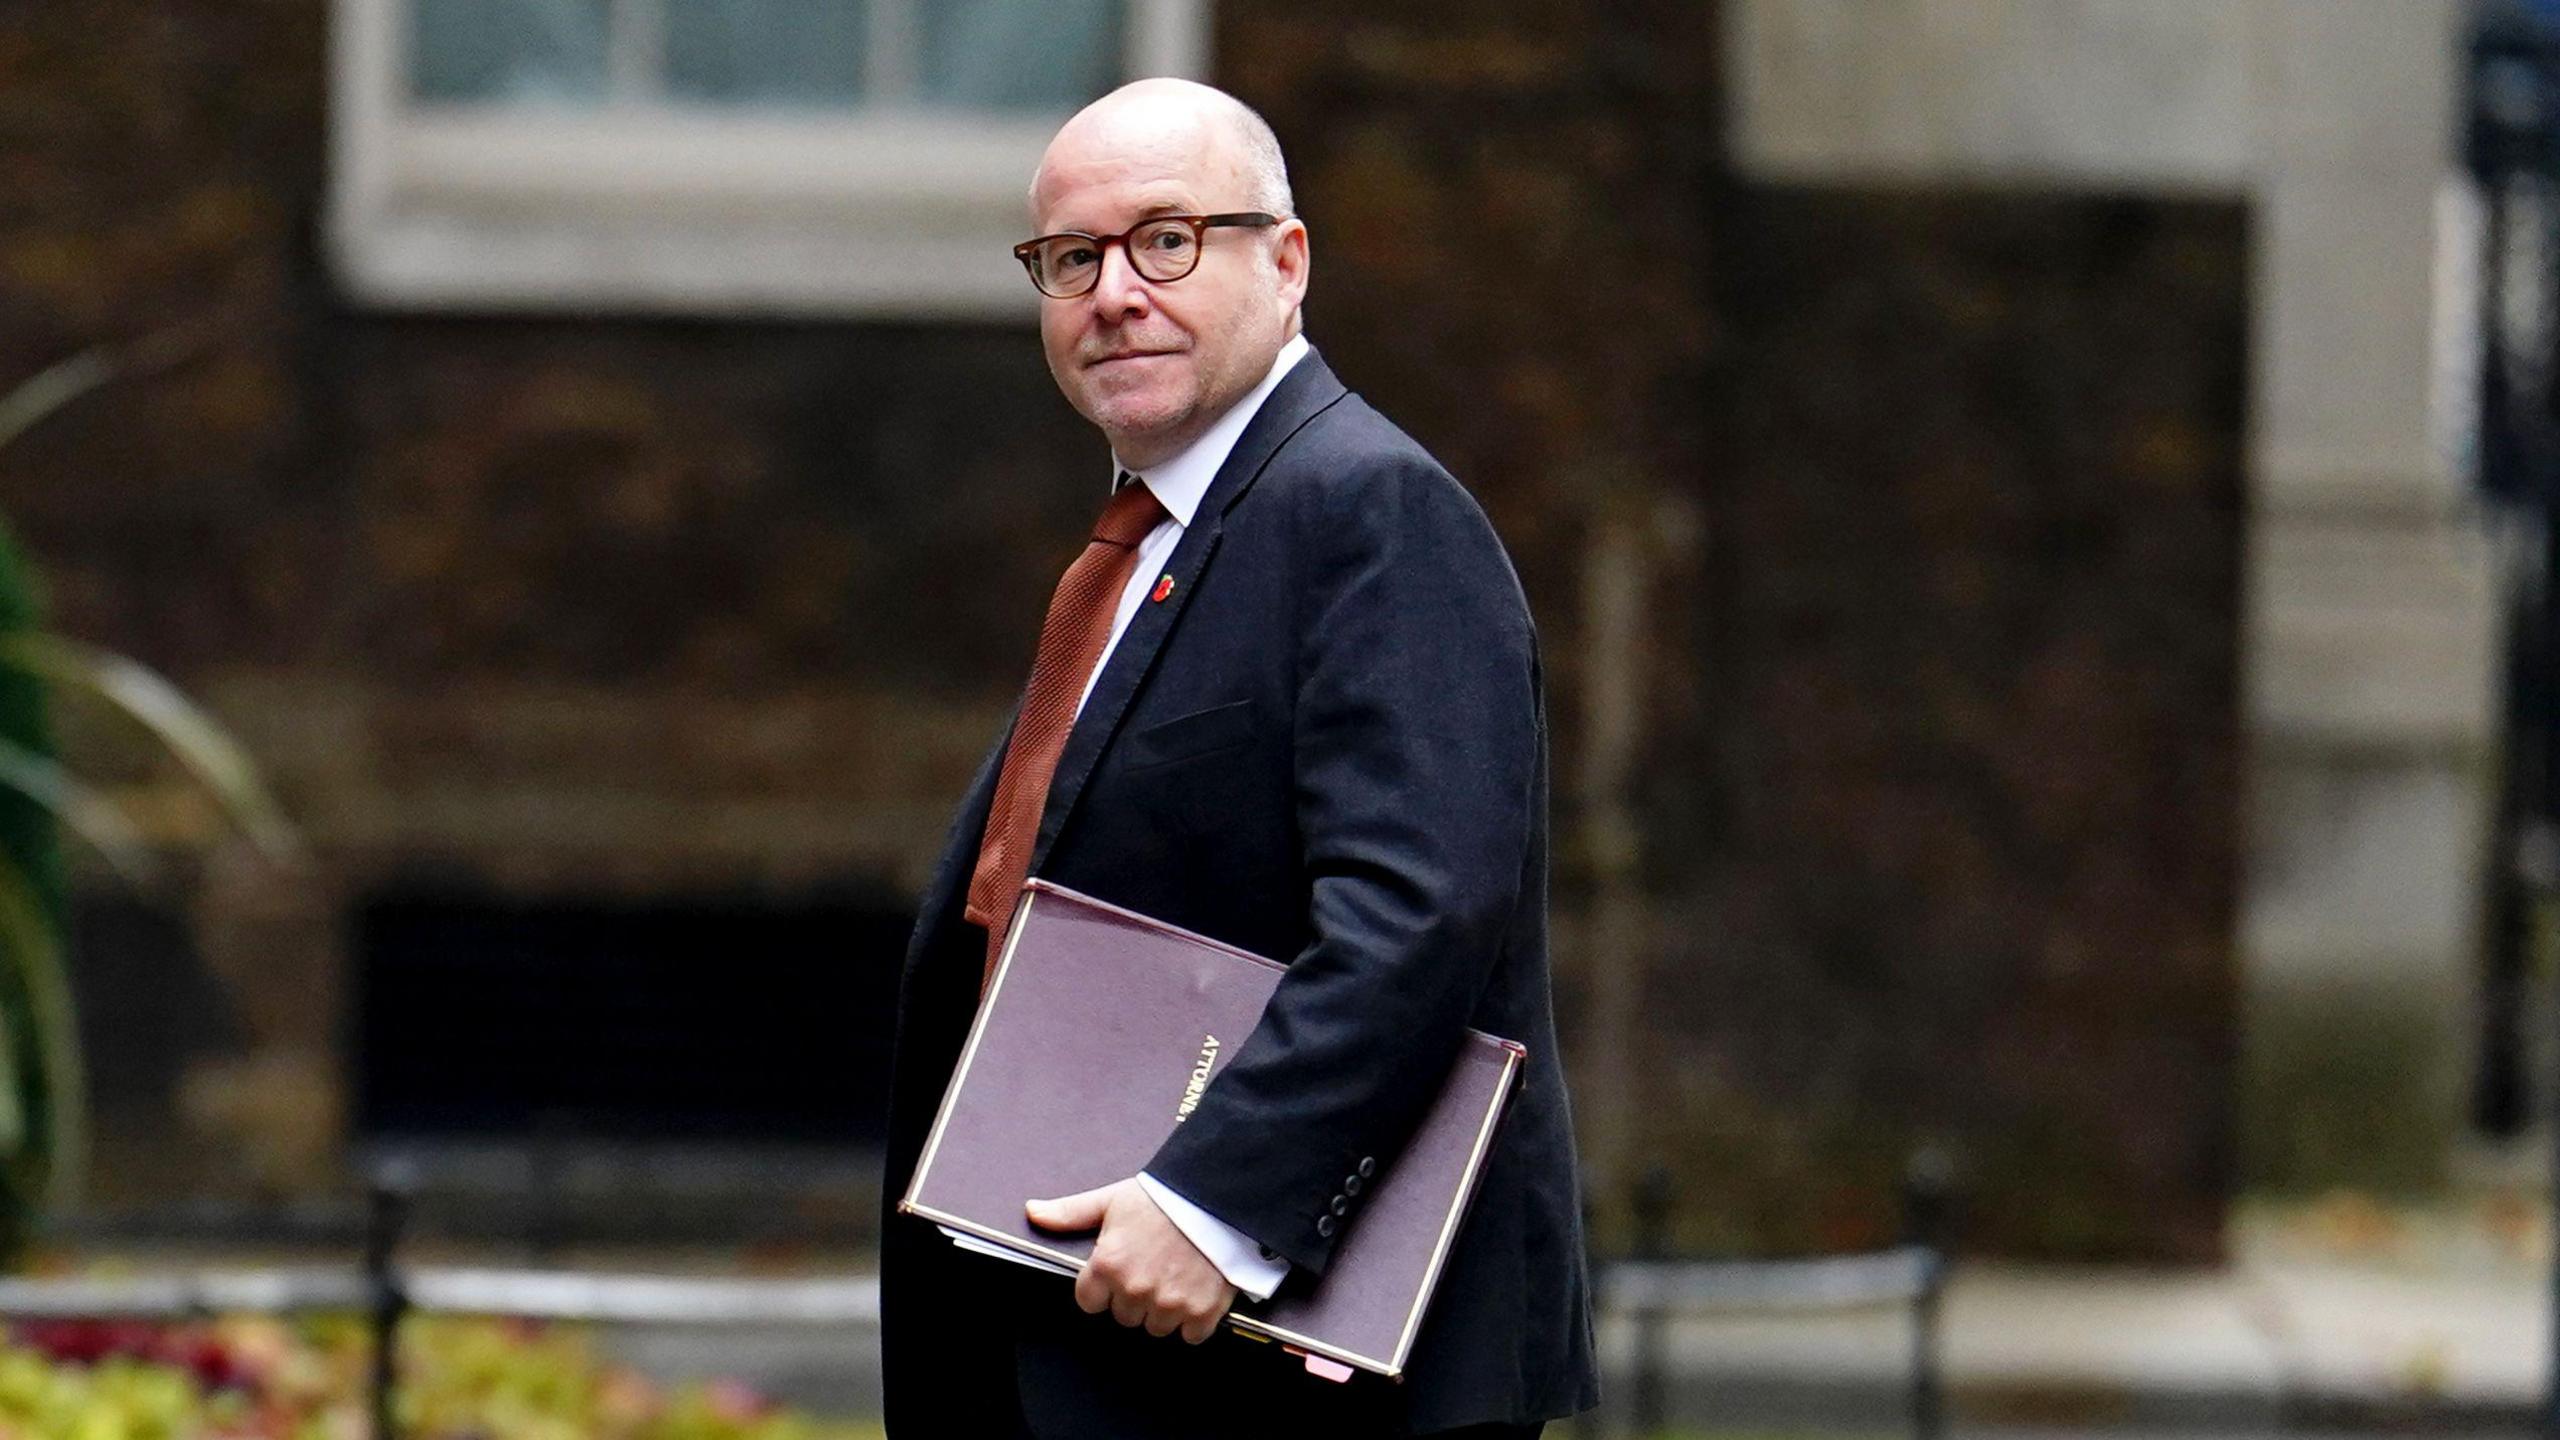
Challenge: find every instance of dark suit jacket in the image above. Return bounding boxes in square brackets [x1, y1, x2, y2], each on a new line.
[878, 350, 1599, 1437]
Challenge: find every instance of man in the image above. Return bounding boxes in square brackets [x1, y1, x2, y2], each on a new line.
[878, 78, 1599, 1439]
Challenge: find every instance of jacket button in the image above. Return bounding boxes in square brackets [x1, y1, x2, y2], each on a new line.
[1316, 1215, 1336, 1238]
[1258, 1244, 1281, 1262]
[1330, 1194, 1349, 1216]
[1357, 1156, 1376, 1178]
[1344, 1174, 1363, 1197]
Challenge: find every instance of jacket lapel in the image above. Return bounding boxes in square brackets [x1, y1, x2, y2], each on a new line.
[1026, 347, 1350, 874]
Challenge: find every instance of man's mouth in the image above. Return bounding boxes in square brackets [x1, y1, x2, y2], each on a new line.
[1090, 349, 1180, 367]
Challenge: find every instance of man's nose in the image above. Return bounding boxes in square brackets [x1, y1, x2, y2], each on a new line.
[1089, 241, 1152, 320]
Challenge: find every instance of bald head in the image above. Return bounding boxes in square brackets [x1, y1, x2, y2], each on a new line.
[1031, 78, 1292, 223]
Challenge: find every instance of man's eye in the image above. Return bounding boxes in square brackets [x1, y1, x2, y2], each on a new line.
[1146, 229, 1190, 250]
[1057, 246, 1099, 268]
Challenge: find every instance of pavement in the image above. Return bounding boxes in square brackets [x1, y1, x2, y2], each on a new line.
[1587, 1255, 2541, 1434]
[1578, 1193, 2551, 1435]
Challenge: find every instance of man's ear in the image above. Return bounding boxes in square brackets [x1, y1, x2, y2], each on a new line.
[1272, 219, 1311, 313]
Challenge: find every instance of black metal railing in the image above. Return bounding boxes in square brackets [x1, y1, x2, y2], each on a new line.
[0, 1159, 1950, 1440]
[1599, 1156, 1950, 1440]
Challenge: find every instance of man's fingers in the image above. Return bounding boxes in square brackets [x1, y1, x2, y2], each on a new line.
[1046, 1177, 1238, 1344]
[1026, 1183, 1120, 1233]
[1071, 1264, 1110, 1316]
[1192, 1283, 1237, 1344]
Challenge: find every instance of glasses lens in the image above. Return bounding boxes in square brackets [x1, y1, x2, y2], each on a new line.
[1033, 236, 1103, 296]
[1127, 219, 1201, 282]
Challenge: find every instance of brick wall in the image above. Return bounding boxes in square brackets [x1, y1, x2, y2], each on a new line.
[0, 0, 2243, 1258]
[1669, 188, 2245, 1259]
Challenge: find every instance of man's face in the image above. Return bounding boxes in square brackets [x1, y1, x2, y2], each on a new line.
[1029, 120, 1303, 470]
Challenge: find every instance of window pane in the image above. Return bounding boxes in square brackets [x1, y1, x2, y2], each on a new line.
[411, 0, 611, 106]
[663, 0, 869, 107]
[920, 0, 1124, 113]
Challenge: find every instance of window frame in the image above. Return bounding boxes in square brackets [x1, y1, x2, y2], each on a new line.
[325, 0, 1210, 319]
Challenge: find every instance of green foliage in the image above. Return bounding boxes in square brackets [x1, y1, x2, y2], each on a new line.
[2239, 980, 2458, 1194]
[0, 516, 67, 1260]
[0, 1346, 249, 1440]
[0, 336, 300, 1263]
[0, 1315, 883, 1440]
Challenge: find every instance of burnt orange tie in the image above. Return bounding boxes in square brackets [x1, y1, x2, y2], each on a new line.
[965, 476, 1168, 992]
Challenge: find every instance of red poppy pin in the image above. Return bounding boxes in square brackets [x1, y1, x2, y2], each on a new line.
[1150, 574, 1175, 603]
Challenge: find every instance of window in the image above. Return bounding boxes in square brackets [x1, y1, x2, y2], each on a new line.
[327, 0, 1209, 318]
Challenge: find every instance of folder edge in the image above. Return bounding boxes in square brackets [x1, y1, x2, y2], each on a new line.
[898, 883, 1046, 1218]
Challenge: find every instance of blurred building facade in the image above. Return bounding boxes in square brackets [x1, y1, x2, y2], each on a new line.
[0, 0, 2469, 1261]
[1729, 0, 2494, 1197]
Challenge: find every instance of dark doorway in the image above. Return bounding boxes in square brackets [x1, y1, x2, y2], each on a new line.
[353, 887, 907, 1149]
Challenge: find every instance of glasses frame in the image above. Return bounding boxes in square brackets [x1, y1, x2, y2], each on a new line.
[1013, 212, 1283, 299]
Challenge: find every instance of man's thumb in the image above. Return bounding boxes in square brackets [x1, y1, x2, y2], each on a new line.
[1025, 1184, 1114, 1232]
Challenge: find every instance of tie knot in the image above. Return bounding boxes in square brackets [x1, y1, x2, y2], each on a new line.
[1094, 477, 1166, 546]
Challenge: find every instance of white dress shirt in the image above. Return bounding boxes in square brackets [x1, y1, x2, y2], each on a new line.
[1074, 330, 1309, 1302]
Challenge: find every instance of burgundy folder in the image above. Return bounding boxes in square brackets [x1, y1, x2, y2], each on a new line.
[897, 880, 1526, 1381]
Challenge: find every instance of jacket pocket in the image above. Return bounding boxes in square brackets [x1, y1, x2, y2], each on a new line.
[1121, 699, 1256, 772]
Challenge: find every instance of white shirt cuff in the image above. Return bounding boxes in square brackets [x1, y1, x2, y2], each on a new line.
[1137, 1171, 1288, 1302]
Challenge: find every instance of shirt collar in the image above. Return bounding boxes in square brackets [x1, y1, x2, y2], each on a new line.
[1113, 332, 1311, 528]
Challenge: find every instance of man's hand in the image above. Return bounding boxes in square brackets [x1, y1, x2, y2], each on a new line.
[1026, 1178, 1237, 1344]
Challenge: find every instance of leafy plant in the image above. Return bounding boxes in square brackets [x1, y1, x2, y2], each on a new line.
[0, 335, 301, 1257]
[1, 1312, 885, 1440]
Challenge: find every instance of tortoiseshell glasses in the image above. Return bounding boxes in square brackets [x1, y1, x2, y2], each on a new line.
[1014, 212, 1283, 299]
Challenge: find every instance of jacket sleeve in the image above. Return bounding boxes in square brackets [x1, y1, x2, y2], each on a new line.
[1141, 454, 1540, 1278]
